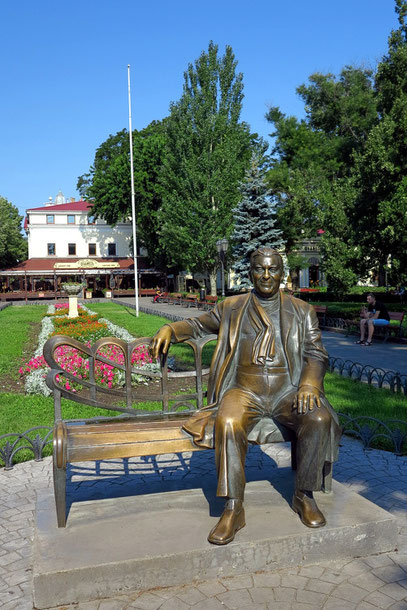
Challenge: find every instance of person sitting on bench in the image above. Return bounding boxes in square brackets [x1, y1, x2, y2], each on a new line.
[357, 292, 390, 346]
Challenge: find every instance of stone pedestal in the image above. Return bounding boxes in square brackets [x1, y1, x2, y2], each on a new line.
[33, 473, 397, 609]
[68, 295, 78, 318]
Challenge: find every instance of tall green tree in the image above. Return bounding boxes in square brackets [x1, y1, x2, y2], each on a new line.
[266, 0, 407, 290]
[159, 41, 252, 294]
[0, 197, 27, 268]
[266, 66, 376, 248]
[352, 0, 407, 284]
[77, 121, 168, 267]
[231, 152, 284, 288]
[265, 66, 377, 294]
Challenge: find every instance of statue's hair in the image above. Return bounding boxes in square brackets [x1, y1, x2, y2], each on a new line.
[250, 247, 283, 270]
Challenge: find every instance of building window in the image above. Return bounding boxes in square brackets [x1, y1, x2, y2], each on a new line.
[108, 243, 117, 256]
[68, 243, 76, 256]
[88, 215, 95, 224]
[67, 214, 75, 224]
[46, 214, 55, 224]
[88, 243, 96, 256]
[47, 243, 56, 256]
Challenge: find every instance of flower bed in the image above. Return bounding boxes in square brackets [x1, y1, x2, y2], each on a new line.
[20, 303, 159, 396]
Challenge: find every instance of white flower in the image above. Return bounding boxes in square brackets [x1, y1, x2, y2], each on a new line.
[25, 368, 51, 397]
[34, 316, 55, 357]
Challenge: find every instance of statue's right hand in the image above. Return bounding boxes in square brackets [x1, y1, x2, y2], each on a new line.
[149, 326, 173, 360]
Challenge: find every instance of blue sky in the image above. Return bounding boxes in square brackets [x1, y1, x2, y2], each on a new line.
[0, 0, 399, 218]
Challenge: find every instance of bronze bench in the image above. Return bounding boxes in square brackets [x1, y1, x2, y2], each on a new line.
[43, 334, 334, 528]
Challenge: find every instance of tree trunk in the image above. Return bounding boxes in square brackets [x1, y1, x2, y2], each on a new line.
[378, 264, 387, 287]
[209, 271, 217, 296]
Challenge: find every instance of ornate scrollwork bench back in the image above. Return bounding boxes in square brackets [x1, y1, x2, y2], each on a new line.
[43, 334, 217, 418]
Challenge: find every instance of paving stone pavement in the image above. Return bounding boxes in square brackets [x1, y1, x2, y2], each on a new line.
[0, 436, 406, 610]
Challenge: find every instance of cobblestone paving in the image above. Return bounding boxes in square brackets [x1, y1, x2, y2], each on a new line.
[0, 437, 406, 610]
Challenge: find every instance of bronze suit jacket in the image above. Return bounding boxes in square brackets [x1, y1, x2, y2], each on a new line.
[168, 291, 339, 451]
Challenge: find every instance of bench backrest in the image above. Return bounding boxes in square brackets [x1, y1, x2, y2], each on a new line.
[389, 312, 405, 323]
[43, 334, 217, 422]
[313, 305, 327, 314]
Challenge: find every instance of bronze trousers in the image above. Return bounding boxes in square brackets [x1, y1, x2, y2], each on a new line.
[214, 384, 333, 500]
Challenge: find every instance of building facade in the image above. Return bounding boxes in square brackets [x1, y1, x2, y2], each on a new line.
[0, 192, 163, 300]
[26, 198, 132, 260]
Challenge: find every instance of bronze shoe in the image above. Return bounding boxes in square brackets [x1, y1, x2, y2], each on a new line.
[292, 493, 326, 528]
[208, 500, 246, 545]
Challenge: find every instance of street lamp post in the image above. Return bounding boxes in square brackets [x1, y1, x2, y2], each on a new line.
[216, 238, 228, 297]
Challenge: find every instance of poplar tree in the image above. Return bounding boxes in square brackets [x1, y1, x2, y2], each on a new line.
[231, 153, 284, 288]
[160, 41, 252, 294]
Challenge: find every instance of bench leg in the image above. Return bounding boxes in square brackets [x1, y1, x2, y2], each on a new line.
[322, 461, 332, 494]
[53, 460, 67, 527]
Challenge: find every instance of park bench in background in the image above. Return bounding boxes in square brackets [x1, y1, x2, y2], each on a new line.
[345, 311, 405, 342]
[198, 295, 218, 310]
[312, 305, 327, 326]
[43, 334, 334, 528]
[166, 292, 183, 305]
[182, 293, 199, 307]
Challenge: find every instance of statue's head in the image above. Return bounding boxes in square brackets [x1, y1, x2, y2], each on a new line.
[249, 247, 283, 299]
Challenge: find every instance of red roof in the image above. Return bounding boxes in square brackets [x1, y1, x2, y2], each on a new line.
[27, 200, 93, 213]
[1, 258, 142, 273]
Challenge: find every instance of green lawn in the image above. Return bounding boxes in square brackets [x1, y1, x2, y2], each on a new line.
[88, 303, 170, 337]
[0, 302, 406, 465]
[0, 305, 47, 377]
[324, 372, 407, 421]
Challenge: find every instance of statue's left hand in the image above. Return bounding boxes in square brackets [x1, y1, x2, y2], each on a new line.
[149, 326, 173, 360]
[293, 385, 321, 415]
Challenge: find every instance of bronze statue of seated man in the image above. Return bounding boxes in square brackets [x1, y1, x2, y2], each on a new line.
[150, 247, 341, 545]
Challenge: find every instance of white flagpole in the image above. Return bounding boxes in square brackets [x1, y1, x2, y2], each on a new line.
[127, 64, 139, 316]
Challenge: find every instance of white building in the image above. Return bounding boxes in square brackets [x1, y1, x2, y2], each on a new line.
[0, 192, 163, 300]
[25, 192, 132, 259]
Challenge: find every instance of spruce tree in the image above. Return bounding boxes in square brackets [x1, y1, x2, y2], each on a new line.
[232, 153, 284, 288]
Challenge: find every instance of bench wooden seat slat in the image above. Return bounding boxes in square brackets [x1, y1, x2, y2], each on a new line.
[68, 438, 205, 462]
[66, 418, 192, 434]
[69, 427, 190, 445]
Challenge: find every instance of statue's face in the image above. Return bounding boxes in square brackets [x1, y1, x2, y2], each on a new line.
[250, 254, 283, 298]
